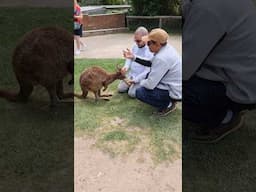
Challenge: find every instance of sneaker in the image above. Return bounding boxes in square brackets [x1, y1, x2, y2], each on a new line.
[191, 111, 245, 143]
[80, 44, 86, 51]
[156, 101, 177, 117]
[75, 50, 80, 55]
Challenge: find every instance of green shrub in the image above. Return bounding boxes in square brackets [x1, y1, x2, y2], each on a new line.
[130, 0, 181, 16]
[127, 17, 182, 34]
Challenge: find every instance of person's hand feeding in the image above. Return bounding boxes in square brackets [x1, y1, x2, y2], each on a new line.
[123, 48, 135, 60]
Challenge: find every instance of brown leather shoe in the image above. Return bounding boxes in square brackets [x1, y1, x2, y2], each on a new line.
[156, 101, 177, 117]
[191, 111, 245, 143]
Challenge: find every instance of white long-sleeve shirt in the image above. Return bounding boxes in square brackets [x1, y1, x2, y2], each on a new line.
[124, 44, 153, 83]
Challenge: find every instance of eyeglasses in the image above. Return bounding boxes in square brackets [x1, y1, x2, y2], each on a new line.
[147, 40, 156, 46]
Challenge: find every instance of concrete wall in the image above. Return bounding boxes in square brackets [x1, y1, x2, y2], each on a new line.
[83, 13, 126, 30]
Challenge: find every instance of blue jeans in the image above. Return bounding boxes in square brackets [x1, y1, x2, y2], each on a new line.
[136, 87, 171, 111]
[183, 76, 255, 128]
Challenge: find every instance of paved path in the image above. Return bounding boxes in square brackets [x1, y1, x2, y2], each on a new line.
[75, 33, 181, 58]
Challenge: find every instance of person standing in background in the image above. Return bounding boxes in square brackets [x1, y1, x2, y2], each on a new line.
[74, 0, 86, 55]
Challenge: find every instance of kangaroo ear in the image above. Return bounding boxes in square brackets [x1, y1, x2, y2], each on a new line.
[116, 63, 121, 71]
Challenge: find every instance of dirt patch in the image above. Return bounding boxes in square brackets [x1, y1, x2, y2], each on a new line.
[75, 137, 181, 192]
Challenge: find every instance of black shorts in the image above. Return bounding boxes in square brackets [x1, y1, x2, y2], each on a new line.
[74, 24, 83, 37]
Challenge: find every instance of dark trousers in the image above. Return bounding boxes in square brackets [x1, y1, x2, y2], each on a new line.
[183, 76, 254, 128]
[136, 87, 171, 111]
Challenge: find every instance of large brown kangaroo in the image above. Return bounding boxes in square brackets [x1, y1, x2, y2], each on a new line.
[0, 26, 74, 107]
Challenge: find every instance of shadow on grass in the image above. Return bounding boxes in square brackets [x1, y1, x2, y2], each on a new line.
[0, 98, 74, 191]
[182, 110, 256, 192]
[0, 77, 73, 192]
[74, 58, 182, 163]
[0, 7, 73, 191]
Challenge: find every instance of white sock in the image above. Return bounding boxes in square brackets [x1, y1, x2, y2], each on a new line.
[167, 101, 172, 108]
[221, 110, 233, 124]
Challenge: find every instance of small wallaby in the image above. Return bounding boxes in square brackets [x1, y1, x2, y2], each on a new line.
[74, 66, 126, 101]
[0, 26, 74, 107]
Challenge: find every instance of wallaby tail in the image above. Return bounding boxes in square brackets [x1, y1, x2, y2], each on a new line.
[73, 92, 86, 99]
[0, 90, 18, 102]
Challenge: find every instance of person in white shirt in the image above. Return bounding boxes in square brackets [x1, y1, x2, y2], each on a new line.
[118, 27, 153, 98]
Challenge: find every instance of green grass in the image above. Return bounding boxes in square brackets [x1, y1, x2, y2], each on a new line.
[74, 58, 182, 162]
[183, 110, 256, 192]
[103, 130, 130, 141]
[0, 8, 73, 191]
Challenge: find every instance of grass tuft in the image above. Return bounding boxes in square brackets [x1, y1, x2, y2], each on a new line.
[103, 130, 130, 141]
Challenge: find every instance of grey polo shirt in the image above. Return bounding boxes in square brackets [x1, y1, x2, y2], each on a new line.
[183, 0, 256, 104]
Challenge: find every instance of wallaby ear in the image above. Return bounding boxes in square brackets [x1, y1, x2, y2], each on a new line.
[116, 63, 122, 71]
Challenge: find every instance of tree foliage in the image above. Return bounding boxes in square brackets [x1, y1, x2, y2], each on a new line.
[130, 0, 181, 16]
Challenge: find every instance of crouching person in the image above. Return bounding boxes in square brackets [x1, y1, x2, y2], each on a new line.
[118, 26, 153, 98]
[124, 28, 182, 116]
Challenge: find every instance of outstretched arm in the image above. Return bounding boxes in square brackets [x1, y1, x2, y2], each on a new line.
[123, 49, 152, 67]
[134, 57, 152, 67]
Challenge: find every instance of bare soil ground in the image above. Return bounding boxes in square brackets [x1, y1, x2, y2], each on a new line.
[75, 137, 182, 192]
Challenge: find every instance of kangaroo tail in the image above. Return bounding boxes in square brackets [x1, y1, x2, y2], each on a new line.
[0, 90, 18, 102]
[73, 93, 86, 99]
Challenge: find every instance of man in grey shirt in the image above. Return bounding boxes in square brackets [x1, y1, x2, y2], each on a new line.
[183, 0, 256, 142]
[124, 28, 182, 116]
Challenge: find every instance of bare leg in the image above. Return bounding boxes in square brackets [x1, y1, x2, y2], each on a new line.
[80, 40, 86, 50]
[74, 35, 80, 51]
